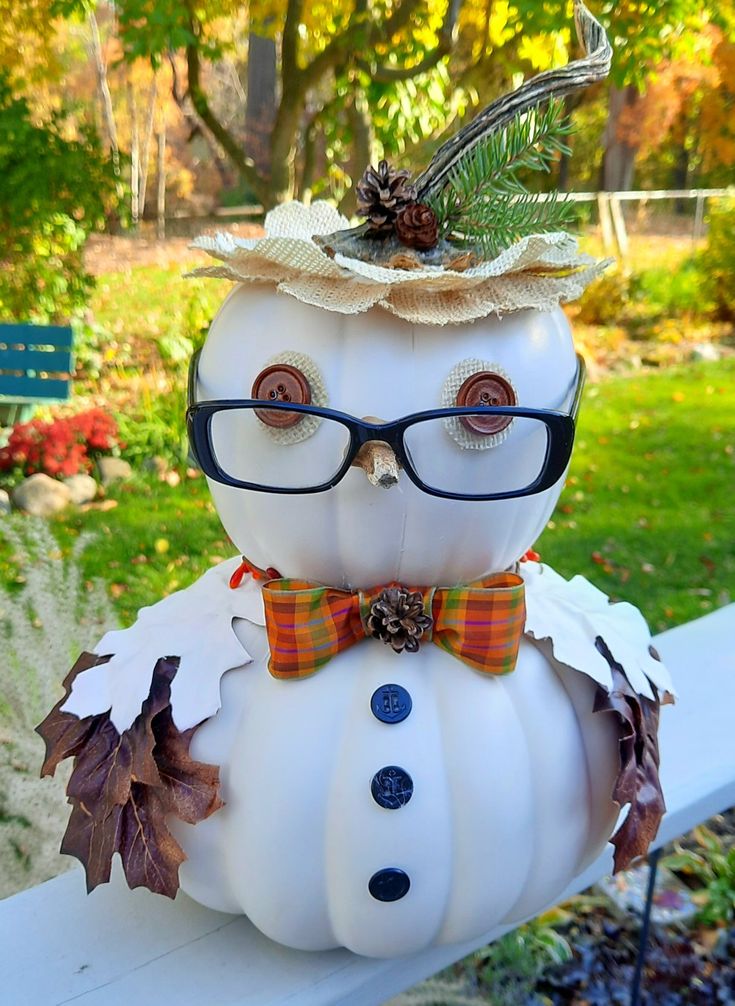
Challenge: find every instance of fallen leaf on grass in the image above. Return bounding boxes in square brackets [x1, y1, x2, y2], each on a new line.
[78, 499, 118, 513]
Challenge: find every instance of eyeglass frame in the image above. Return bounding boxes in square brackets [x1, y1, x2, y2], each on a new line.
[186, 349, 586, 502]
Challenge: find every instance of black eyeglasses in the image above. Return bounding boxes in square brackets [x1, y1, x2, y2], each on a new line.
[186, 351, 585, 502]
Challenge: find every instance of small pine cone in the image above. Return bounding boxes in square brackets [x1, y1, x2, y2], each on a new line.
[395, 203, 439, 251]
[366, 587, 433, 654]
[356, 160, 415, 236]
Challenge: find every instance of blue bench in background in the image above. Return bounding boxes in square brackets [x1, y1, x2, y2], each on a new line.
[0, 322, 74, 426]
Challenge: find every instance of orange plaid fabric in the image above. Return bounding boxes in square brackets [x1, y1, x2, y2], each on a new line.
[259, 572, 525, 680]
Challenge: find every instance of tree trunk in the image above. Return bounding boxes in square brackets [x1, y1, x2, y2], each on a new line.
[157, 126, 167, 240]
[128, 82, 140, 227]
[299, 119, 318, 201]
[602, 85, 639, 192]
[185, 13, 270, 207]
[672, 126, 692, 213]
[245, 33, 277, 182]
[138, 78, 158, 218]
[268, 92, 303, 208]
[557, 95, 582, 193]
[88, 11, 119, 175]
[340, 91, 373, 216]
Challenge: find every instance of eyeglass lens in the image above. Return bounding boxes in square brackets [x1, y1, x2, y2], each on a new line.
[208, 407, 551, 495]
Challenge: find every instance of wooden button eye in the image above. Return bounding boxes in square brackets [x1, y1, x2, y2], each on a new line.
[456, 371, 516, 436]
[252, 364, 312, 429]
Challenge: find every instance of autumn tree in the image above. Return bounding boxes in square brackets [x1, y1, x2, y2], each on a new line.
[447, 0, 714, 192]
[591, 0, 710, 190]
[11, 0, 733, 214]
[80, 0, 460, 209]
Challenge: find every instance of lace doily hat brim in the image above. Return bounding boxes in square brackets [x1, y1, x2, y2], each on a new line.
[189, 202, 611, 326]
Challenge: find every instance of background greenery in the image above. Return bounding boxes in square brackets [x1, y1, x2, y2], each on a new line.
[1, 1, 734, 220]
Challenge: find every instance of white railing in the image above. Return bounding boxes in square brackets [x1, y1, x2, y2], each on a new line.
[583, 188, 734, 256]
[149, 186, 735, 249]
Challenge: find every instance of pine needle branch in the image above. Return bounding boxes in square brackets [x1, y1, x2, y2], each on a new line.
[448, 191, 577, 259]
[427, 98, 576, 258]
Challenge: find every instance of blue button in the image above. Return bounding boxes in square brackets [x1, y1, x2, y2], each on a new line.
[370, 684, 412, 724]
[371, 766, 413, 810]
[368, 868, 411, 902]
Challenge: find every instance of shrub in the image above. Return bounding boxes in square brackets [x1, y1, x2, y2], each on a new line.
[0, 409, 120, 480]
[115, 386, 189, 470]
[665, 823, 735, 927]
[631, 256, 713, 320]
[0, 74, 119, 326]
[576, 268, 632, 325]
[704, 198, 735, 321]
[0, 519, 117, 896]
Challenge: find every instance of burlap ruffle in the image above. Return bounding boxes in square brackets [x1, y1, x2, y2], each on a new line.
[190, 201, 609, 326]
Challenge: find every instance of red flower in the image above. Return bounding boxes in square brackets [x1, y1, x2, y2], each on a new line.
[0, 408, 121, 479]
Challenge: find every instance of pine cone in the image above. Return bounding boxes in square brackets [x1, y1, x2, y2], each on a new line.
[366, 587, 433, 654]
[395, 203, 439, 251]
[356, 160, 415, 237]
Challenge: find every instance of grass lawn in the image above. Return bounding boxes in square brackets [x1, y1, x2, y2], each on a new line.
[2, 359, 732, 636]
[539, 357, 735, 632]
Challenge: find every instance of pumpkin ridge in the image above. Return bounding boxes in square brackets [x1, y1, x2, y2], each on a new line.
[546, 651, 619, 875]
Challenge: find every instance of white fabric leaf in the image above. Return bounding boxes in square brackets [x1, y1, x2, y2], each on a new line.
[61, 557, 266, 733]
[521, 562, 675, 699]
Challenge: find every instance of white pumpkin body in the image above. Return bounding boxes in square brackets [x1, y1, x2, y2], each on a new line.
[172, 624, 619, 957]
[174, 284, 621, 957]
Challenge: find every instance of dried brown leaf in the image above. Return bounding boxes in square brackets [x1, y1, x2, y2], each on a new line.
[117, 785, 185, 897]
[61, 801, 123, 892]
[594, 636, 667, 873]
[37, 652, 111, 776]
[154, 715, 224, 825]
[38, 654, 224, 899]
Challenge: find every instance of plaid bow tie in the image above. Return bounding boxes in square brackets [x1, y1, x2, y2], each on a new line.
[254, 572, 526, 680]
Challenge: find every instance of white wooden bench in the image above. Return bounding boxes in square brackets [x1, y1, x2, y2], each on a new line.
[2, 604, 734, 1006]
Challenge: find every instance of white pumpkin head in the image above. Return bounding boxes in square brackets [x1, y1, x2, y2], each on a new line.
[195, 284, 579, 586]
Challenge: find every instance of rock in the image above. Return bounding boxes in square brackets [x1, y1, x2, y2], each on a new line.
[142, 456, 169, 479]
[690, 343, 721, 362]
[11, 474, 71, 517]
[63, 474, 98, 505]
[0, 488, 10, 514]
[97, 457, 133, 486]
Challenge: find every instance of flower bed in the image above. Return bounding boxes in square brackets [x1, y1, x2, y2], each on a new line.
[0, 409, 120, 480]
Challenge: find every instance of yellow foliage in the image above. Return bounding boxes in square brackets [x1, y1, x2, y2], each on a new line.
[0, 0, 64, 88]
[517, 31, 570, 72]
[700, 31, 735, 169]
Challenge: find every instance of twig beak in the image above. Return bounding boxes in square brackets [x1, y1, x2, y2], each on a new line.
[351, 431, 401, 489]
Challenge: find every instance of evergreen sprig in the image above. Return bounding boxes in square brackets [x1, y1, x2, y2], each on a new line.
[427, 98, 576, 259]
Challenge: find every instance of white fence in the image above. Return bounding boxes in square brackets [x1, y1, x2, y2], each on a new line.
[567, 187, 735, 257]
[155, 187, 735, 249]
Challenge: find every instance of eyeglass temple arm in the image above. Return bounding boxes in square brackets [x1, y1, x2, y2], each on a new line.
[187, 347, 203, 410]
[570, 353, 587, 423]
